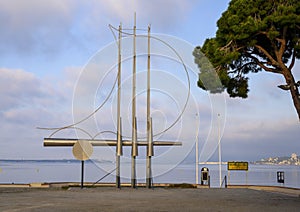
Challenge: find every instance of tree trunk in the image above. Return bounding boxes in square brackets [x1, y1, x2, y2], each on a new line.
[282, 68, 300, 121]
[289, 86, 300, 121]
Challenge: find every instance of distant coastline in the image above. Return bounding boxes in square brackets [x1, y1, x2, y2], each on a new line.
[200, 153, 300, 166]
[1, 153, 299, 166]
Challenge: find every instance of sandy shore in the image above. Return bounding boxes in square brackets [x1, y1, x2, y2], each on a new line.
[0, 186, 300, 211]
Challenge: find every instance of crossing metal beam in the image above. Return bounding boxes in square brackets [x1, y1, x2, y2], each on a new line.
[44, 138, 182, 147]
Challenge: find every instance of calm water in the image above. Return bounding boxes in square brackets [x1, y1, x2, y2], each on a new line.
[0, 160, 299, 188]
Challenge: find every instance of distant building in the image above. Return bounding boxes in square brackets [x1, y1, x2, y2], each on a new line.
[253, 153, 299, 166]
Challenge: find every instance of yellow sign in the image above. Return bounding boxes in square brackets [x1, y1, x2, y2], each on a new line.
[227, 161, 248, 171]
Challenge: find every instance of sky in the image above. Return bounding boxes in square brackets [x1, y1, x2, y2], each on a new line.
[0, 0, 299, 163]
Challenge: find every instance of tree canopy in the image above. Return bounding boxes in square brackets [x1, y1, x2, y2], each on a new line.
[193, 0, 300, 119]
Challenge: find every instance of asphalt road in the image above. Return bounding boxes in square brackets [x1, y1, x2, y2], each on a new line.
[0, 187, 300, 212]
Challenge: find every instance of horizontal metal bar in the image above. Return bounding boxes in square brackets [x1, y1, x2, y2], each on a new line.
[153, 141, 182, 146]
[44, 138, 182, 147]
[44, 138, 116, 146]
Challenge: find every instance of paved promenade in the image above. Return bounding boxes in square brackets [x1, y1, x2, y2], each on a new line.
[0, 187, 300, 211]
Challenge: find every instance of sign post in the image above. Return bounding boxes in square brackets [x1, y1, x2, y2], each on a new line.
[227, 161, 249, 186]
[72, 140, 93, 189]
[227, 161, 248, 171]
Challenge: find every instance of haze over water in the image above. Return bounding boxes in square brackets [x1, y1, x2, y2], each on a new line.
[1, 160, 299, 188]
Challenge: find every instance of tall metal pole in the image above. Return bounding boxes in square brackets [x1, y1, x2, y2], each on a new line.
[196, 114, 199, 185]
[146, 24, 153, 189]
[131, 13, 138, 188]
[116, 23, 123, 189]
[218, 113, 222, 187]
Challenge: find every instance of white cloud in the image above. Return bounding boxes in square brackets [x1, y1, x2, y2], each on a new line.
[0, 0, 77, 55]
[0, 0, 198, 57]
[0, 67, 76, 158]
[0, 68, 58, 111]
[91, 0, 195, 27]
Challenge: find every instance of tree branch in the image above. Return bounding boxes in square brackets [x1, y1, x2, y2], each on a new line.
[246, 53, 281, 74]
[236, 61, 256, 72]
[254, 44, 279, 67]
[220, 40, 233, 51]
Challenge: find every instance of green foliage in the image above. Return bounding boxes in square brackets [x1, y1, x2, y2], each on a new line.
[194, 0, 300, 98]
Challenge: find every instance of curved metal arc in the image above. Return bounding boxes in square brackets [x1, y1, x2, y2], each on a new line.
[49, 128, 117, 140]
[145, 35, 190, 138]
[92, 130, 117, 139]
[37, 68, 119, 132]
[48, 126, 93, 139]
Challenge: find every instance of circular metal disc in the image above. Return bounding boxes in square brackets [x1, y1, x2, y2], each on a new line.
[72, 140, 93, 161]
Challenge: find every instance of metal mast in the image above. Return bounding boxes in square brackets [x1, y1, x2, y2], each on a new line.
[146, 25, 153, 188]
[131, 13, 138, 188]
[116, 23, 123, 188]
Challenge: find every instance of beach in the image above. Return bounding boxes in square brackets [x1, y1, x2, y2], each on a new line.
[1, 186, 300, 211]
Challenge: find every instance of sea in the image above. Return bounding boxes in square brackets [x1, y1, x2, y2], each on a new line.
[0, 160, 299, 188]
